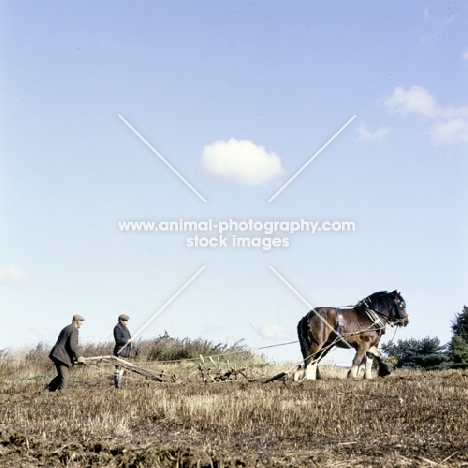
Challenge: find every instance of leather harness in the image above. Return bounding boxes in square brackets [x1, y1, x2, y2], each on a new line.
[335, 306, 387, 336]
[364, 307, 387, 335]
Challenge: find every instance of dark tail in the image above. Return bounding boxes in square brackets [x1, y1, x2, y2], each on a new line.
[297, 315, 310, 361]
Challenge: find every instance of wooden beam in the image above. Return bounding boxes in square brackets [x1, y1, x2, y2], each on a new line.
[83, 356, 164, 382]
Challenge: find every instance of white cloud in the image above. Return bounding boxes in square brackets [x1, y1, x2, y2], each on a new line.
[462, 49, 468, 61]
[385, 85, 468, 120]
[384, 86, 439, 118]
[251, 322, 291, 340]
[201, 138, 283, 186]
[384, 85, 468, 146]
[0, 264, 26, 283]
[430, 119, 468, 145]
[357, 123, 390, 143]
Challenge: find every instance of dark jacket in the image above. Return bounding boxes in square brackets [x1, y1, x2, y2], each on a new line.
[113, 322, 131, 357]
[49, 324, 80, 366]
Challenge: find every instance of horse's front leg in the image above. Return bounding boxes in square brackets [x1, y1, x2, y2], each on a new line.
[364, 353, 374, 379]
[349, 348, 367, 378]
[362, 346, 383, 379]
[366, 345, 392, 378]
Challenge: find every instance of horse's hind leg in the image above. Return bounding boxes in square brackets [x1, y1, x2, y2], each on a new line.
[293, 364, 321, 380]
[303, 343, 324, 380]
[305, 361, 318, 380]
[293, 367, 305, 381]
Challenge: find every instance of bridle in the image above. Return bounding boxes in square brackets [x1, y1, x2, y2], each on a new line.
[363, 297, 408, 329]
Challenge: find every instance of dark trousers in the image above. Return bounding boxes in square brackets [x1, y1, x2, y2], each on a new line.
[45, 360, 70, 391]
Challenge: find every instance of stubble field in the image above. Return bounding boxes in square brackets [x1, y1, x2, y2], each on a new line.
[1, 355, 468, 468]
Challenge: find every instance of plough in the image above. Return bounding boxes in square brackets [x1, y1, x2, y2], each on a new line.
[83, 355, 167, 382]
[82, 355, 250, 384]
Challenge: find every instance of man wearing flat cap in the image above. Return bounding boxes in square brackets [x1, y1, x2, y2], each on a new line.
[44, 315, 86, 392]
[113, 314, 133, 388]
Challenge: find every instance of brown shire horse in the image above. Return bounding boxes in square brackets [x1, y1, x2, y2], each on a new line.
[295, 291, 408, 380]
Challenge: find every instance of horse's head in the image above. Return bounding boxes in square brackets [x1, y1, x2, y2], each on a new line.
[356, 290, 409, 328]
[391, 291, 408, 327]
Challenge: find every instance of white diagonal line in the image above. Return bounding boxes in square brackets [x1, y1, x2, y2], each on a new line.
[268, 266, 353, 350]
[117, 266, 206, 355]
[118, 114, 207, 203]
[268, 115, 356, 202]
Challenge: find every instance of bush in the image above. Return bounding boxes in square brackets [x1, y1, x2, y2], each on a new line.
[381, 336, 449, 370]
[143, 332, 255, 363]
[450, 336, 468, 369]
[449, 306, 468, 368]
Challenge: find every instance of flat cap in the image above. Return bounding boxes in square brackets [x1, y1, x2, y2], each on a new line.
[73, 314, 85, 322]
[118, 314, 130, 321]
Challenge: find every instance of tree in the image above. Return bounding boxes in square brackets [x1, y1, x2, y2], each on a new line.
[449, 306, 468, 368]
[381, 336, 449, 369]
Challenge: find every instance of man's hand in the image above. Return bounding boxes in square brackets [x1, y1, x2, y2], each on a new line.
[76, 356, 87, 365]
[127, 338, 133, 343]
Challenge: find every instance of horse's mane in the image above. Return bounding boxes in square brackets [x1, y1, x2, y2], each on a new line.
[354, 291, 398, 314]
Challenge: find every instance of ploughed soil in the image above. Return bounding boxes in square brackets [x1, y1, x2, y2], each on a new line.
[1, 371, 468, 467]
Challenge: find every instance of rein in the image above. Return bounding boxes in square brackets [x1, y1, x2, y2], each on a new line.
[388, 324, 399, 344]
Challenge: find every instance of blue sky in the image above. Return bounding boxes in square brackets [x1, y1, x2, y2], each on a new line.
[1, 1, 467, 365]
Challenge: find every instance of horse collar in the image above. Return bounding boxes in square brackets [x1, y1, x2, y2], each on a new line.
[364, 307, 386, 335]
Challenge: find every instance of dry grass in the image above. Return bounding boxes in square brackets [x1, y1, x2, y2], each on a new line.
[1, 354, 468, 467]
